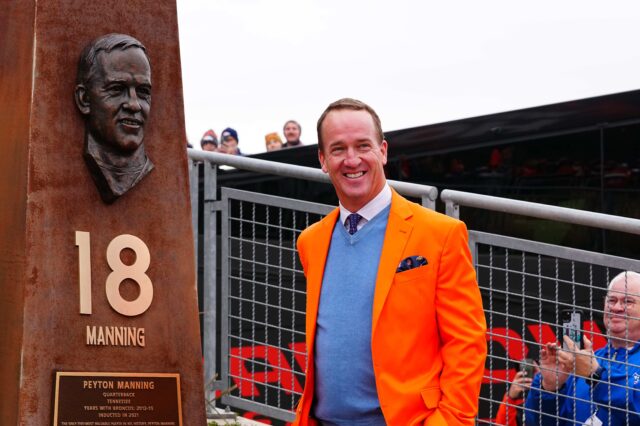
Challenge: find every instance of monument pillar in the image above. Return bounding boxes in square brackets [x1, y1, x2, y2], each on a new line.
[0, 1, 206, 424]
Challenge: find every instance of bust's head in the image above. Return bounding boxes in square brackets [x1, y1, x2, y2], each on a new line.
[75, 34, 152, 154]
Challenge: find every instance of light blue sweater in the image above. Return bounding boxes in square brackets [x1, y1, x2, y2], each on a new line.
[313, 205, 390, 425]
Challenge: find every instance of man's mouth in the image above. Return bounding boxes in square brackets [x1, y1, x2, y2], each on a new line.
[119, 118, 143, 128]
[607, 314, 627, 322]
[345, 171, 365, 179]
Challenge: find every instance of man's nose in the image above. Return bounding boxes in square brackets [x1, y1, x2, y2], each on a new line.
[124, 88, 142, 111]
[614, 301, 626, 309]
[609, 300, 626, 311]
[343, 148, 360, 166]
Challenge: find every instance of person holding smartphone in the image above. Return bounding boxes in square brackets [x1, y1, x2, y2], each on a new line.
[495, 359, 538, 425]
[525, 271, 640, 425]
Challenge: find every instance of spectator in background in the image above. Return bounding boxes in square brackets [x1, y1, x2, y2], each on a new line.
[525, 271, 640, 425]
[265, 132, 283, 152]
[200, 129, 218, 152]
[283, 120, 303, 148]
[495, 359, 539, 426]
[220, 127, 242, 155]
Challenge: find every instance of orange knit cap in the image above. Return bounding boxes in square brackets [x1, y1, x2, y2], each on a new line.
[264, 132, 283, 146]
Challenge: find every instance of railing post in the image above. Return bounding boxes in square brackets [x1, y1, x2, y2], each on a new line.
[202, 162, 221, 411]
[189, 160, 199, 272]
[421, 194, 436, 210]
[445, 200, 460, 219]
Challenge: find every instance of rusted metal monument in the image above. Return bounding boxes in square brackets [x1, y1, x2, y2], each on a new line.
[0, 1, 206, 425]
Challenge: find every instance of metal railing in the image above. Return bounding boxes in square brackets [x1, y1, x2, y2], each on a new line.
[442, 188, 640, 424]
[188, 150, 437, 420]
[219, 188, 330, 420]
[441, 189, 640, 235]
[188, 150, 640, 424]
[187, 150, 438, 209]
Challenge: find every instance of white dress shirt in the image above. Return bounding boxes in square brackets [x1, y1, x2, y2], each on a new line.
[339, 184, 392, 233]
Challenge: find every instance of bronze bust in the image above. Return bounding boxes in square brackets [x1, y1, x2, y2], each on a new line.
[74, 34, 154, 203]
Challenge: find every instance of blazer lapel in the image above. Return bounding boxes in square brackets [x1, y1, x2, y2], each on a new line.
[372, 191, 413, 337]
[305, 208, 339, 350]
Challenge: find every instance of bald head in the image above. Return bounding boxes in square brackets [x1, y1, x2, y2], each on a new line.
[604, 271, 640, 348]
[608, 271, 640, 292]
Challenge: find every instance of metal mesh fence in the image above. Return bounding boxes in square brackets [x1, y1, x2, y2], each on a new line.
[220, 188, 332, 420]
[213, 186, 640, 424]
[472, 230, 640, 425]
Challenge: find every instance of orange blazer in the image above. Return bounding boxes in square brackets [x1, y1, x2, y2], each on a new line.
[293, 190, 487, 426]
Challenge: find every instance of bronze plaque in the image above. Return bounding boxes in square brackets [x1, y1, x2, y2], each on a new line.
[53, 372, 182, 426]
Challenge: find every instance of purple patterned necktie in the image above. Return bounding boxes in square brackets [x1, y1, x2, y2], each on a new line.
[346, 213, 362, 235]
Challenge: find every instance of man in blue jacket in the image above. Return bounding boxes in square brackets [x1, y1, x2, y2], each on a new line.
[525, 271, 640, 425]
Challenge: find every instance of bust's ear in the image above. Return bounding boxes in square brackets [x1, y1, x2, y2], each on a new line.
[74, 84, 90, 115]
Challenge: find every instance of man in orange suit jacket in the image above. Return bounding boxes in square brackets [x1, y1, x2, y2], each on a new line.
[293, 98, 487, 426]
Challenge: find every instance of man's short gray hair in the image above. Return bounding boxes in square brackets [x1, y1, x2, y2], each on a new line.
[77, 33, 149, 86]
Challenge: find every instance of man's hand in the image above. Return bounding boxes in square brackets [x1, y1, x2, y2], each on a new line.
[539, 342, 570, 391]
[507, 370, 533, 399]
[558, 335, 600, 378]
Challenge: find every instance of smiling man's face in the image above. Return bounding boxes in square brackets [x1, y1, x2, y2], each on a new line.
[604, 274, 640, 345]
[85, 47, 151, 153]
[318, 109, 388, 212]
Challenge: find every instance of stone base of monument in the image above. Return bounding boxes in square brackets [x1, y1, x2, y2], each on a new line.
[0, 1, 205, 425]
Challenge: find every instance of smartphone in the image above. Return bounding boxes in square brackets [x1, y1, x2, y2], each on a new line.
[519, 358, 536, 377]
[561, 309, 583, 350]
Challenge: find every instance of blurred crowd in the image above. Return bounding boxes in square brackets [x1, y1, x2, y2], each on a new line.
[196, 120, 304, 155]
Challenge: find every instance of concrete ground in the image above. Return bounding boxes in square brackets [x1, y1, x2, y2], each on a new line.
[206, 406, 267, 426]
[208, 417, 266, 426]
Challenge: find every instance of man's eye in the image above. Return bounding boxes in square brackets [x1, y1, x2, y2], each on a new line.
[137, 88, 151, 100]
[106, 85, 124, 95]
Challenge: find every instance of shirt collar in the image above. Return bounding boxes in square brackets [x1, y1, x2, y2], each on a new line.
[339, 184, 391, 226]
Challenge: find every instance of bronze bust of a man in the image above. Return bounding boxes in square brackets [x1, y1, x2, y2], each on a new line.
[74, 33, 154, 204]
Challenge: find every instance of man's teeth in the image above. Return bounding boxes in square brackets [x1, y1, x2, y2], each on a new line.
[346, 172, 364, 178]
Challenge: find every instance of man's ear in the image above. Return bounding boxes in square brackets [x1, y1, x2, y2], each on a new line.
[74, 84, 90, 115]
[318, 149, 327, 173]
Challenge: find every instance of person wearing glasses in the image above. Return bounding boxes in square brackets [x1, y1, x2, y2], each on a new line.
[525, 271, 640, 425]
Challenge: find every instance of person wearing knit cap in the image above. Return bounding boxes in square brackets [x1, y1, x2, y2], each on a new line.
[283, 120, 303, 148]
[265, 132, 283, 152]
[200, 129, 218, 152]
[220, 127, 241, 155]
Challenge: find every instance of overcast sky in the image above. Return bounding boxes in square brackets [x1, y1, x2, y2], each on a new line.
[177, 0, 640, 155]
